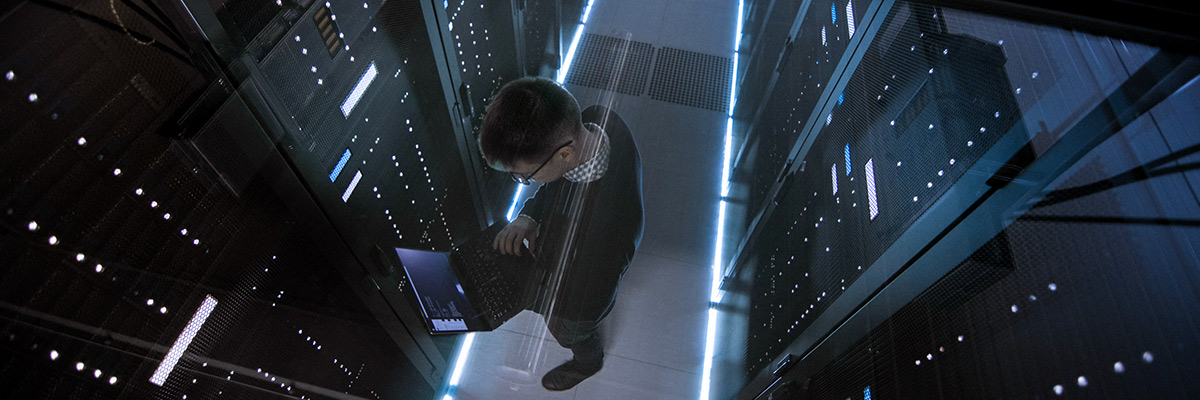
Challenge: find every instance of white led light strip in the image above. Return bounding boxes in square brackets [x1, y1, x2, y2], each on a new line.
[832, 164, 839, 195]
[150, 295, 218, 386]
[701, 1, 744, 399]
[446, 332, 475, 387]
[341, 62, 378, 117]
[866, 158, 878, 220]
[555, 1, 594, 84]
[847, 1, 856, 38]
[342, 170, 363, 202]
[444, 2, 595, 398]
[506, 186, 525, 221]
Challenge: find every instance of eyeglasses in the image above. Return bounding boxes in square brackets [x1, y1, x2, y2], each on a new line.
[511, 140, 573, 185]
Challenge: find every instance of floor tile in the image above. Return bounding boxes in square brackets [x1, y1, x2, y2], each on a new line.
[586, 0, 669, 43]
[639, 166, 721, 266]
[655, 2, 738, 54]
[454, 325, 577, 400]
[631, 103, 728, 176]
[573, 354, 701, 400]
[497, 309, 551, 337]
[602, 252, 711, 375]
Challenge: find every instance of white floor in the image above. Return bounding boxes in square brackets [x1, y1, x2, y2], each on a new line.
[451, 1, 738, 398]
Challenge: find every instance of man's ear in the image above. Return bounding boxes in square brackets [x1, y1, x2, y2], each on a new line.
[558, 145, 574, 162]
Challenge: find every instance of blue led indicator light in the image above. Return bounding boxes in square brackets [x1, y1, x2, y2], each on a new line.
[330, 149, 351, 182]
[864, 386, 872, 400]
[831, 3, 837, 24]
[844, 144, 851, 175]
[839, 92, 845, 105]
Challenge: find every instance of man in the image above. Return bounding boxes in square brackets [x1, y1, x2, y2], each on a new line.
[477, 77, 644, 391]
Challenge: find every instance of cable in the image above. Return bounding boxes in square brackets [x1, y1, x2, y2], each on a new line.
[118, 0, 191, 51]
[109, 0, 154, 45]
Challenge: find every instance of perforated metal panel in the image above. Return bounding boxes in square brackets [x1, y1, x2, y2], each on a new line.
[648, 47, 732, 111]
[522, 0, 556, 74]
[800, 88, 1200, 397]
[255, 0, 478, 249]
[566, 33, 655, 95]
[445, 0, 520, 128]
[733, 0, 807, 123]
[0, 0, 485, 398]
[735, 0, 868, 228]
[725, 0, 1182, 388]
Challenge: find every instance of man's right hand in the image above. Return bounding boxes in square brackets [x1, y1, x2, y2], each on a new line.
[493, 216, 538, 257]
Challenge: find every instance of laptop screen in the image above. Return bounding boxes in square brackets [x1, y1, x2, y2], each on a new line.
[395, 248, 482, 333]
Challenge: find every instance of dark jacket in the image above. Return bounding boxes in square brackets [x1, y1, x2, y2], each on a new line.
[520, 105, 644, 322]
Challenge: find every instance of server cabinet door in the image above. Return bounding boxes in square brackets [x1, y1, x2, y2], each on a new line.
[0, 0, 483, 397]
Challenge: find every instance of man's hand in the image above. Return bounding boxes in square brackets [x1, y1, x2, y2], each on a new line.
[493, 216, 538, 256]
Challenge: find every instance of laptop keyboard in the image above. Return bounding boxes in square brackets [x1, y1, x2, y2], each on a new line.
[455, 244, 523, 324]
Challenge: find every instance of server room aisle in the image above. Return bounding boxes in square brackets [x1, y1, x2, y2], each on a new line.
[452, 1, 738, 399]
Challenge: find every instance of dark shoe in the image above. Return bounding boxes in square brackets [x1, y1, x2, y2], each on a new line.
[541, 359, 602, 391]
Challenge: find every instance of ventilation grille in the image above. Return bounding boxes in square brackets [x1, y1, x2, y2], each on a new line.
[647, 47, 732, 112]
[566, 34, 655, 96]
[313, 5, 343, 57]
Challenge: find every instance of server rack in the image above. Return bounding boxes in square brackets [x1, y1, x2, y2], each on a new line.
[0, 0, 571, 398]
[717, 1, 1200, 399]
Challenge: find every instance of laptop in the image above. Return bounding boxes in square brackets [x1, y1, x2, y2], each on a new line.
[396, 223, 544, 334]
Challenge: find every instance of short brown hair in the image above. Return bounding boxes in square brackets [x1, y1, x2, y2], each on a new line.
[477, 77, 582, 170]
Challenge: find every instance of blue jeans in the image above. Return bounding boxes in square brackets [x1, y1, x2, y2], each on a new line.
[544, 315, 604, 367]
